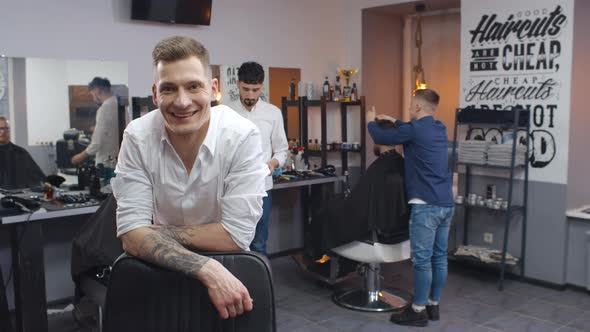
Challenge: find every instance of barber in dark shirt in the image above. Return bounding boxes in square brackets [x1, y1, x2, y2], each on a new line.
[367, 89, 454, 327]
[0, 116, 45, 190]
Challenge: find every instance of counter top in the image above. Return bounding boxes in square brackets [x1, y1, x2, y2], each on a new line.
[566, 205, 590, 221]
[272, 176, 341, 190]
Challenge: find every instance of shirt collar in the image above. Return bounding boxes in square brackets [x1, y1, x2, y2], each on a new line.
[158, 107, 219, 157]
[235, 98, 261, 113]
[201, 106, 219, 156]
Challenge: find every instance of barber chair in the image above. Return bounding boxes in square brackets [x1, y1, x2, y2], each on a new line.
[331, 233, 412, 312]
[103, 252, 276, 332]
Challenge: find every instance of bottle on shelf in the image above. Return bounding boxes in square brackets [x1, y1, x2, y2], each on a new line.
[334, 76, 342, 101]
[99, 155, 115, 186]
[308, 139, 314, 151]
[322, 76, 330, 99]
[314, 139, 320, 151]
[306, 83, 314, 100]
[289, 78, 296, 100]
[343, 170, 352, 198]
[351, 83, 358, 102]
[343, 83, 351, 102]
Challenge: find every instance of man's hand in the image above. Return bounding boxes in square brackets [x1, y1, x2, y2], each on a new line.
[200, 259, 253, 319]
[267, 159, 279, 176]
[367, 107, 376, 122]
[71, 151, 88, 165]
[376, 114, 397, 123]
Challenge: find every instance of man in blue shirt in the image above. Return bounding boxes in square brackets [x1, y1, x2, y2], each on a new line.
[367, 89, 454, 327]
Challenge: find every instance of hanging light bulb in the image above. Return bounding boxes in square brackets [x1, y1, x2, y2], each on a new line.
[413, 4, 427, 94]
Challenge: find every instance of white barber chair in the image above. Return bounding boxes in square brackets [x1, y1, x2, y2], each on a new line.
[331, 235, 412, 312]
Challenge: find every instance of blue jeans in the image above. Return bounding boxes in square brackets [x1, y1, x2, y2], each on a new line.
[409, 204, 454, 305]
[250, 191, 272, 255]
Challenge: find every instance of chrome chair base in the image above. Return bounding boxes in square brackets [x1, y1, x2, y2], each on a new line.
[332, 287, 412, 312]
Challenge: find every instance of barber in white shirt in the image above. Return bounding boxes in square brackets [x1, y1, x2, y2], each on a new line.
[111, 36, 268, 320]
[71, 77, 119, 166]
[228, 62, 289, 255]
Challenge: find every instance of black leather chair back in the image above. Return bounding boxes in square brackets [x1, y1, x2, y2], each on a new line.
[103, 252, 276, 332]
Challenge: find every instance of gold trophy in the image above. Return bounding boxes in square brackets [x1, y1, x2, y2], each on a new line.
[338, 69, 358, 102]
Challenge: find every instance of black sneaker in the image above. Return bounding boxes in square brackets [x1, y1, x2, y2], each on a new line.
[426, 304, 439, 321]
[390, 305, 428, 327]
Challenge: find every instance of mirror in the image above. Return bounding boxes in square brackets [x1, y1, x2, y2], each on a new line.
[0, 56, 128, 176]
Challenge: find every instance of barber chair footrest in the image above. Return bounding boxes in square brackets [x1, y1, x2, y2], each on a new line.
[332, 287, 412, 312]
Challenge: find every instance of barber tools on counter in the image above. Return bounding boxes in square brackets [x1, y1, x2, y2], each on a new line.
[56, 128, 89, 174]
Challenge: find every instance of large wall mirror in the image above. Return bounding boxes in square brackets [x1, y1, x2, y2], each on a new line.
[0, 56, 128, 175]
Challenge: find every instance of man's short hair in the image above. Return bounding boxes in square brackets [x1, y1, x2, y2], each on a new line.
[152, 36, 211, 77]
[0, 116, 7, 122]
[237, 62, 264, 84]
[414, 89, 440, 107]
[88, 77, 111, 93]
[375, 119, 397, 129]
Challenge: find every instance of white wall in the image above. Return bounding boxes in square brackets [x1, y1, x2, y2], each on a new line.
[0, 0, 412, 95]
[0, 0, 412, 150]
[25, 58, 69, 145]
[65, 60, 128, 86]
[24, 58, 128, 145]
[0, 0, 352, 97]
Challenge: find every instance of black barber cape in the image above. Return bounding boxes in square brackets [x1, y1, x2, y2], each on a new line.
[71, 195, 123, 290]
[311, 150, 409, 259]
[0, 142, 46, 190]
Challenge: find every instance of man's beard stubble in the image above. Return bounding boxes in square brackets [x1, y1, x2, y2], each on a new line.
[242, 98, 256, 107]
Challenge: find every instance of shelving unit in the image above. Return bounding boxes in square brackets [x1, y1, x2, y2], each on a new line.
[450, 107, 530, 291]
[281, 96, 366, 175]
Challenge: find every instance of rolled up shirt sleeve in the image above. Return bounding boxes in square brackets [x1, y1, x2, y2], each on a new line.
[111, 131, 154, 237]
[368, 120, 416, 146]
[271, 112, 289, 167]
[220, 129, 268, 250]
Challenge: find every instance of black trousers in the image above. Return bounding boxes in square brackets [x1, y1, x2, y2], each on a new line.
[0, 268, 13, 332]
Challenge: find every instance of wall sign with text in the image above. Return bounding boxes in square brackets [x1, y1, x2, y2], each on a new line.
[460, 0, 574, 184]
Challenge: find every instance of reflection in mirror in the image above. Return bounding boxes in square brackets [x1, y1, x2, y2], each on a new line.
[0, 56, 128, 189]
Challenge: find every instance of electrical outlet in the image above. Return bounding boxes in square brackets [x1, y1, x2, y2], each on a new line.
[484, 233, 494, 244]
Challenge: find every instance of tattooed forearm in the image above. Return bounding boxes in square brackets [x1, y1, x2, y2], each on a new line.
[137, 230, 210, 278]
[150, 225, 196, 248]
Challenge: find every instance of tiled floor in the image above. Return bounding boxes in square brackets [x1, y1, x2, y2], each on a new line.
[43, 256, 590, 331]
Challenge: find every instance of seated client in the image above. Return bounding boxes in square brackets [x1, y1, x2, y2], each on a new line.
[311, 119, 409, 259]
[0, 116, 46, 190]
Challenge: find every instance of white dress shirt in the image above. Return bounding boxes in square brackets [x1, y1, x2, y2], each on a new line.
[111, 105, 268, 250]
[227, 99, 289, 190]
[86, 95, 119, 165]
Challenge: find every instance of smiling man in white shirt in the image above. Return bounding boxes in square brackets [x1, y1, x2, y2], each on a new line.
[111, 36, 268, 320]
[227, 62, 288, 255]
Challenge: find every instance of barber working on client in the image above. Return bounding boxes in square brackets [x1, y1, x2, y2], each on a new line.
[367, 89, 454, 327]
[111, 36, 268, 319]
